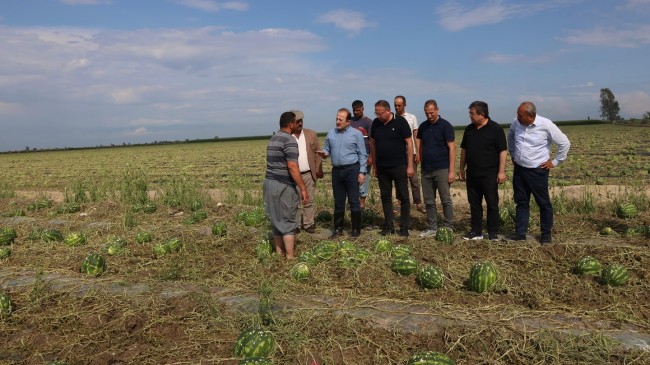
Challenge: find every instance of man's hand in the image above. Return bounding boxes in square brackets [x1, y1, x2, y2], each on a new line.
[316, 171, 324, 179]
[301, 189, 309, 204]
[407, 166, 414, 177]
[538, 160, 555, 170]
[458, 170, 466, 181]
[448, 171, 456, 184]
[358, 173, 366, 185]
[367, 156, 373, 167]
[497, 172, 506, 184]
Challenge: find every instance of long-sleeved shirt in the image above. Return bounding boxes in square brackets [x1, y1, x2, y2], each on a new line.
[323, 126, 368, 173]
[508, 114, 571, 168]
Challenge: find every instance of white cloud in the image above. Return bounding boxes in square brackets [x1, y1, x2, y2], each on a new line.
[559, 24, 650, 47]
[124, 127, 149, 137]
[436, 0, 575, 32]
[483, 52, 551, 64]
[316, 9, 373, 37]
[173, 0, 249, 12]
[618, 91, 650, 116]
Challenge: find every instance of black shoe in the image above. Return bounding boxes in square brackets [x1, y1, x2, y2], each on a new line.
[541, 235, 552, 244]
[304, 226, 316, 234]
[398, 229, 409, 237]
[350, 229, 360, 238]
[329, 228, 343, 239]
[510, 234, 527, 241]
[380, 226, 395, 236]
[295, 227, 301, 234]
[462, 231, 484, 240]
[488, 233, 499, 241]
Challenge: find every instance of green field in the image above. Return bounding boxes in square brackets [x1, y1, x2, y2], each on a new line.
[0, 123, 649, 364]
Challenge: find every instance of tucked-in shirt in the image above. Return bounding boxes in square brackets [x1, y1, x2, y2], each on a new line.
[370, 114, 412, 167]
[265, 130, 298, 186]
[460, 119, 507, 178]
[508, 114, 571, 168]
[322, 126, 368, 173]
[350, 116, 372, 153]
[293, 131, 310, 172]
[417, 116, 455, 172]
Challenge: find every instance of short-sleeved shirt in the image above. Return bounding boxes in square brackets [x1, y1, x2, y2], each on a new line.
[417, 116, 455, 172]
[350, 116, 372, 153]
[460, 119, 507, 178]
[265, 130, 298, 186]
[370, 114, 412, 168]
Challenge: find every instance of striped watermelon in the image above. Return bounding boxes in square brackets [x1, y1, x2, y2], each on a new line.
[212, 221, 227, 237]
[256, 238, 273, 262]
[190, 200, 203, 211]
[600, 263, 628, 286]
[391, 244, 412, 258]
[166, 238, 182, 253]
[142, 202, 157, 214]
[338, 240, 357, 255]
[290, 262, 310, 281]
[135, 231, 153, 244]
[80, 253, 106, 276]
[435, 227, 454, 244]
[499, 207, 513, 225]
[390, 255, 418, 276]
[375, 238, 392, 253]
[0, 292, 13, 317]
[417, 265, 445, 289]
[42, 229, 64, 242]
[237, 358, 273, 365]
[407, 351, 455, 365]
[153, 243, 170, 257]
[312, 241, 338, 261]
[0, 227, 17, 245]
[468, 261, 498, 293]
[573, 256, 602, 275]
[616, 203, 638, 219]
[0, 247, 11, 259]
[233, 328, 275, 358]
[298, 251, 319, 266]
[64, 232, 87, 247]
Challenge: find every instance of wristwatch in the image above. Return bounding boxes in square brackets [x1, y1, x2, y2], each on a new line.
[360, 172, 366, 175]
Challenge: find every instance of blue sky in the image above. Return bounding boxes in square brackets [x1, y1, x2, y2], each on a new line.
[1, 0, 649, 151]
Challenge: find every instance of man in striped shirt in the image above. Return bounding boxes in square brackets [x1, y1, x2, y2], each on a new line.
[263, 111, 309, 259]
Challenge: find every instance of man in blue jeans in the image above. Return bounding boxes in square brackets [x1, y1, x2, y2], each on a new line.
[318, 108, 367, 238]
[508, 101, 570, 244]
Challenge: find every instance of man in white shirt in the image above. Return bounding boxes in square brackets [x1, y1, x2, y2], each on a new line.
[508, 101, 570, 244]
[291, 110, 323, 233]
[394, 95, 425, 213]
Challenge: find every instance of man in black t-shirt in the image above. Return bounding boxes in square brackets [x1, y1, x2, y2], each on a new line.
[369, 100, 414, 236]
[458, 101, 507, 241]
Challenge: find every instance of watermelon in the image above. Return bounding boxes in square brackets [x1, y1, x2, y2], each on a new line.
[153, 243, 170, 257]
[0, 247, 11, 259]
[600, 227, 615, 236]
[435, 227, 454, 244]
[616, 203, 638, 219]
[391, 244, 412, 258]
[142, 202, 157, 214]
[245, 212, 265, 227]
[0, 227, 17, 245]
[57, 202, 80, 214]
[468, 261, 498, 293]
[312, 241, 338, 261]
[375, 238, 392, 253]
[0, 292, 13, 317]
[131, 204, 143, 213]
[135, 231, 153, 244]
[338, 247, 370, 268]
[64, 232, 87, 247]
[190, 200, 203, 211]
[237, 358, 273, 365]
[233, 328, 276, 358]
[42, 229, 64, 242]
[298, 251, 319, 266]
[499, 207, 513, 225]
[103, 237, 127, 255]
[27, 203, 37, 211]
[407, 351, 455, 365]
[11, 209, 26, 217]
[600, 263, 628, 286]
[80, 253, 106, 276]
[390, 255, 418, 276]
[573, 256, 601, 275]
[315, 210, 332, 223]
[36, 199, 52, 209]
[338, 240, 357, 255]
[417, 265, 445, 289]
[193, 209, 208, 221]
[166, 238, 183, 253]
[291, 262, 310, 281]
[212, 221, 227, 237]
[256, 238, 274, 261]
[28, 228, 44, 241]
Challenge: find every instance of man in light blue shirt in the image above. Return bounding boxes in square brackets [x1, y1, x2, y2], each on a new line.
[318, 108, 368, 237]
[508, 101, 570, 244]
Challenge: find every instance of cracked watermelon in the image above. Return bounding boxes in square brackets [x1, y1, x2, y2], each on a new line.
[80, 253, 106, 276]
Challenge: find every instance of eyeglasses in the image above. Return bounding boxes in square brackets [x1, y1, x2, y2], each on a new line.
[374, 110, 387, 117]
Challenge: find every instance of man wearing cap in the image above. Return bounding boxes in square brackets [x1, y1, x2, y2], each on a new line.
[291, 110, 323, 233]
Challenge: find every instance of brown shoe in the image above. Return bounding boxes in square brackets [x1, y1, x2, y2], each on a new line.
[416, 204, 426, 214]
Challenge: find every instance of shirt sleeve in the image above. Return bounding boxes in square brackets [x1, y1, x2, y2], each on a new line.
[549, 123, 571, 166]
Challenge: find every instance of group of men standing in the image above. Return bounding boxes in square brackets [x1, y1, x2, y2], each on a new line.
[263, 99, 570, 259]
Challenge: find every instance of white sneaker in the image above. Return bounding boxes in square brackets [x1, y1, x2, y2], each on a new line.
[419, 229, 437, 238]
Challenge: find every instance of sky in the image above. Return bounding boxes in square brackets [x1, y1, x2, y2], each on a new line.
[1, 0, 649, 151]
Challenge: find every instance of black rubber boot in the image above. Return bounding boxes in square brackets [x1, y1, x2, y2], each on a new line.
[330, 211, 344, 238]
[350, 211, 361, 237]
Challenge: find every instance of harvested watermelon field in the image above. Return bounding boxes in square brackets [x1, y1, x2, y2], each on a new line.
[1, 123, 649, 365]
